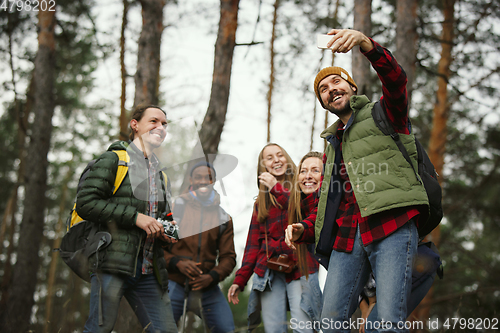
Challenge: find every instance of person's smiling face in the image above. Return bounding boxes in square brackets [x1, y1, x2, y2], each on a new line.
[262, 145, 288, 177]
[318, 74, 357, 119]
[132, 107, 167, 149]
[298, 157, 322, 195]
[190, 166, 214, 199]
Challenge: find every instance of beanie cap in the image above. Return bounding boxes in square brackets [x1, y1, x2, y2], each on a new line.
[314, 67, 357, 108]
[190, 161, 216, 179]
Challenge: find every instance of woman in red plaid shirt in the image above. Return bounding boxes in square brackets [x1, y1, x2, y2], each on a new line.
[228, 144, 320, 333]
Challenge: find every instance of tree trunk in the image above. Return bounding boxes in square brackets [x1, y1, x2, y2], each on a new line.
[0, 3, 56, 332]
[133, 0, 166, 108]
[427, 0, 454, 245]
[395, 0, 418, 106]
[119, 0, 130, 141]
[0, 190, 18, 314]
[198, 0, 239, 155]
[266, 0, 279, 143]
[0, 74, 33, 315]
[43, 171, 71, 333]
[320, 0, 341, 152]
[352, 0, 372, 97]
[412, 1, 455, 331]
[178, 0, 239, 194]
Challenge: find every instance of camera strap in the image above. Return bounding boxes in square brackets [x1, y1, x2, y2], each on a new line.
[264, 220, 270, 260]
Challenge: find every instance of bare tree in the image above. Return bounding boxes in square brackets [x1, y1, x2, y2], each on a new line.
[43, 170, 72, 333]
[412, 1, 455, 331]
[267, 0, 279, 143]
[198, 0, 240, 155]
[0, 3, 57, 332]
[179, 0, 239, 194]
[133, 0, 166, 108]
[395, 0, 418, 106]
[352, 0, 372, 97]
[119, 0, 130, 141]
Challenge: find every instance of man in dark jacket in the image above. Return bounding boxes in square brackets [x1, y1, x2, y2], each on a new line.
[76, 105, 177, 333]
[165, 162, 236, 333]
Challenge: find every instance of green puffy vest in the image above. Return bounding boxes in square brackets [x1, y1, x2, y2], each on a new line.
[315, 96, 428, 246]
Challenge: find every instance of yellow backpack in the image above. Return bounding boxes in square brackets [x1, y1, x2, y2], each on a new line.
[68, 150, 130, 228]
[59, 150, 169, 281]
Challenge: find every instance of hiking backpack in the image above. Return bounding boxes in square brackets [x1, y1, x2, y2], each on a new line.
[372, 101, 443, 238]
[58, 150, 170, 281]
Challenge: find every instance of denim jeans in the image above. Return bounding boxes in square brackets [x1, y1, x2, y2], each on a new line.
[321, 220, 418, 333]
[83, 260, 177, 333]
[259, 271, 317, 333]
[365, 269, 437, 332]
[168, 280, 235, 333]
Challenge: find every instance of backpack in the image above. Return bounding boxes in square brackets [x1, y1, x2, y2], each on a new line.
[58, 150, 169, 281]
[372, 101, 444, 238]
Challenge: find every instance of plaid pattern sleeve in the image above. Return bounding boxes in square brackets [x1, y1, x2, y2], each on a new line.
[330, 41, 421, 252]
[296, 192, 318, 244]
[270, 182, 290, 208]
[233, 203, 263, 290]
[361, 38, 410, 134]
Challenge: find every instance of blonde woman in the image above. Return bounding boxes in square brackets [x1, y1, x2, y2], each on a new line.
[228, 144, 317, 333]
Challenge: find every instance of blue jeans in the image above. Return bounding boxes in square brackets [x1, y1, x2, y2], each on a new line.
[366, 270, 437, 332]
[321, 220, 418, 333]
[84, 261, 177, 333]
[168, 280, 235, 333]
[259, 271, 318, 333]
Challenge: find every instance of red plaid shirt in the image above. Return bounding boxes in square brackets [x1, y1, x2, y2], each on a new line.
[233, 183, 318, 290]
[325, 39, 420, 253]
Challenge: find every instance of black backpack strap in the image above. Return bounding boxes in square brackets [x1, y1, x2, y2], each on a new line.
[372, 101, 419, 179]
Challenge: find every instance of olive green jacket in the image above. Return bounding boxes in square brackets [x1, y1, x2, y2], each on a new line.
[76, 141, 171, 290]
[315, 96, 428, 251]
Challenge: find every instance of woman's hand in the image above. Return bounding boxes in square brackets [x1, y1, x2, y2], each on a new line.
[227, 284, 241, 305]
[258, 172, 277, 190]
[285, 223, 305, 250]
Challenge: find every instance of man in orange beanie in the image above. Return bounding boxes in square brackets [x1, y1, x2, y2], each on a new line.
[286, 29, 426, 333]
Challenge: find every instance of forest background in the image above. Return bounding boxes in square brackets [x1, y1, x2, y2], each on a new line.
[0, 0, 499, 332]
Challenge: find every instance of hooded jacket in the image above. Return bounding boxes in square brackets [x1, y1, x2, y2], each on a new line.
[164, 190, 236, 288]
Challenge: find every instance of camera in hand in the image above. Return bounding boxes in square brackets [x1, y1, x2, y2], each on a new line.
[158, 218, 179, 240]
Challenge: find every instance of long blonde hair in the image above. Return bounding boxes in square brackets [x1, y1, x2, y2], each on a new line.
[256, 143, 296, 223]
[288, 151, 323, 278]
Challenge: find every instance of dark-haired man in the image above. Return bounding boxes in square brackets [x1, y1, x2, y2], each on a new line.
[165, 162, 236, 333]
